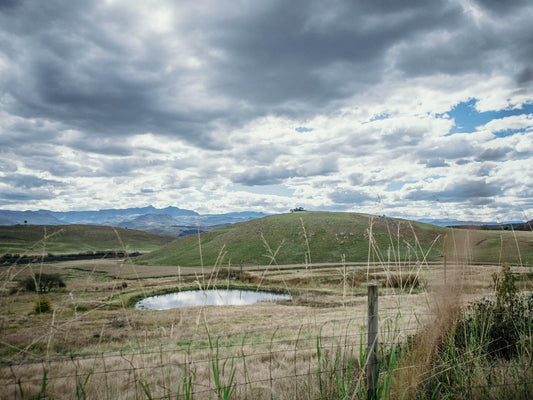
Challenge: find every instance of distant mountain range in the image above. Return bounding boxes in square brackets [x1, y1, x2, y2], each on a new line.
[0, 206, 268, 236]
[416, 218, 532, 231]
[415, 218, 526, 227]
[1, 207, 529, 237]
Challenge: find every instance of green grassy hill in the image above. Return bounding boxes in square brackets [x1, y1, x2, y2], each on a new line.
[0, 224, 174, 255]
[137, 211, 450, 266]
[449, 228, 533, 265]
[3, 213, 530, 266]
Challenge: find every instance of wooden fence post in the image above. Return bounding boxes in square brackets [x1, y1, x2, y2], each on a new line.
[443, 233, 448, 285]
[367, 283, 379, 400]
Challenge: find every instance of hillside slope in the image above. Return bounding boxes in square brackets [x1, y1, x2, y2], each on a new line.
[449, 228, 533, 265]
[0, 225, 175, 255]
[137, 211, 449, 266]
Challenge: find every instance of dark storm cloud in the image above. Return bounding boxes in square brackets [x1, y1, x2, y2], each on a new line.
[0, 117, 63, 148]
[405, 179, 502, 203]
[0, 0, 222, 148]
[0, 173, 64, 207]
[1, 174, 64, 189]
[0, 194, 53, 205]
[390, 1, 533, 81]
[0, 187, 57, 204]
[208, 0, 464, 112]
[0, 0, 18, 10]
[4, 0, 528, 152]
[517, 67, 533, 85]
[474, 0, 531, 15]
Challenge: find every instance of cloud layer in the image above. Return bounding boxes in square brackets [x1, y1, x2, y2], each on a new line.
[1, 0, 532, 222]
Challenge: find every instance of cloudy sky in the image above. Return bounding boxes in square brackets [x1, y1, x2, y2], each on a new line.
[1, 0, 532, 222]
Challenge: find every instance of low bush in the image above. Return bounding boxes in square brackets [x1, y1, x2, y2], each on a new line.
[34, 296, 52, 313]
[383, 274, 420, 290]
[453, 263, 532, 359]
[418, 264, 533, 398]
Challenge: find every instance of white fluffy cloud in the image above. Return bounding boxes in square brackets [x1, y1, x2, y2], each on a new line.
[1, 0, 532, 222]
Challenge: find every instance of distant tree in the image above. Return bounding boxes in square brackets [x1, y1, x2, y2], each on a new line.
[290, 207, 305, 213]
[20, 273, 66, 293]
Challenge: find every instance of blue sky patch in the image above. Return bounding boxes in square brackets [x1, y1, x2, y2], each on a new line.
[370, 113, 390, 122]
[295, 127, 313, 133]
[385, 181, 416, 192]
[447, 99, 533, 136]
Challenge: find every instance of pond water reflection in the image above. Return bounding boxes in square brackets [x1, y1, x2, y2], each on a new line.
[135, 289, 292, 310]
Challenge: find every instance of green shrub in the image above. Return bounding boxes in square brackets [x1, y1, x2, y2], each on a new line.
[20, 273, 66, 293]
[34, 296, 52, 313]
[492, 262, 517, 309]
[418, 264, 533, 398]
[453, 264, 531, 359]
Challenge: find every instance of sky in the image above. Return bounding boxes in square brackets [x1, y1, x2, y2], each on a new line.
[0, 0, 532, 222]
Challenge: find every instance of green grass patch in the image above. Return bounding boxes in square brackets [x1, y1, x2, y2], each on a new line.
[0, 224, 174, 255]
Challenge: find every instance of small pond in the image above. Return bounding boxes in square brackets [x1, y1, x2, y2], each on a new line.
[135, 289, 292, 310]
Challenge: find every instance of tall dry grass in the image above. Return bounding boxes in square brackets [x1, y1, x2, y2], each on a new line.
[1, 215, 531, 399]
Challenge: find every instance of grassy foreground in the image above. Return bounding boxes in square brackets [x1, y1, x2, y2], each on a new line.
[0, 213, 532, 399]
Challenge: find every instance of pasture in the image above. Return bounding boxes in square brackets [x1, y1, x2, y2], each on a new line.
[1, 214, 532, 398]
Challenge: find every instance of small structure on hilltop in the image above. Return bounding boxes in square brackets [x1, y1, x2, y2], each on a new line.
[290, 207, 306, 213]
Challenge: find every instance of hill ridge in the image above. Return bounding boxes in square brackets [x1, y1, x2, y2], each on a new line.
[137, 211, 450, 267]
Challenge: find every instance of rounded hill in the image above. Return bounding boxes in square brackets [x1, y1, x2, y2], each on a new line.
[137, 211, 448, 266]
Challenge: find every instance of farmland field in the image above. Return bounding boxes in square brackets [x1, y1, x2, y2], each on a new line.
[1, 213, 532, 399]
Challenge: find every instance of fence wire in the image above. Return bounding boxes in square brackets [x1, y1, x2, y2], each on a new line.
[2, 304, 532, 399]
[1, 311, 409, 399]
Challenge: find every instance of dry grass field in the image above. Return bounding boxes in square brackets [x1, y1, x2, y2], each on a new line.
[1, 217, 532, 399]
[2, 255, 526, 399]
